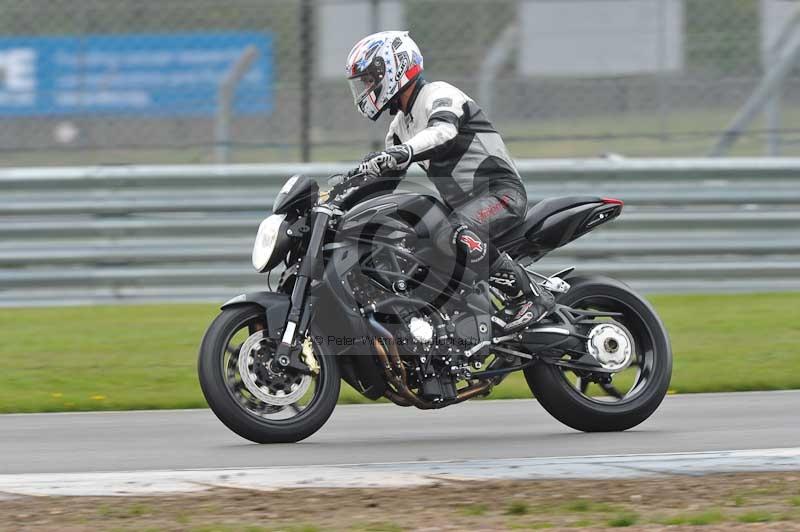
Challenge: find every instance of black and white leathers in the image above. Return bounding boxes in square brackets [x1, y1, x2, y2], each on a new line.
[382, 78, 549, 332]
[386, 79, 525, 211]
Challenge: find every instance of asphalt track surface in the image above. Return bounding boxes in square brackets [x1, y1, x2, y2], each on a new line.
[1, 391, 798, 475]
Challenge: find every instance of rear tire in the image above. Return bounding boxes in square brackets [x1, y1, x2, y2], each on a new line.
[524, 276, 672, 432]
[198, 304, 340, 443]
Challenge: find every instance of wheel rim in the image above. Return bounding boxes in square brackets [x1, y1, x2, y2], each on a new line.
[220, 314, 324, 423]
[559, 294, 657, 405]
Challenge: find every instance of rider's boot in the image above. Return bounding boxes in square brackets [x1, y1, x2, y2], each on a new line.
[489, 254, 555, 333]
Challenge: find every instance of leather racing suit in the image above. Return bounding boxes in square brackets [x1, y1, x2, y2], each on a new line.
[384, 79, 527, 282]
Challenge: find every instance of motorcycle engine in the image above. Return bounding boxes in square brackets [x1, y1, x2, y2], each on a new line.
[398, 310, 480, 403]
[349, 240, 486, 404]
[408, 317, 434, 344]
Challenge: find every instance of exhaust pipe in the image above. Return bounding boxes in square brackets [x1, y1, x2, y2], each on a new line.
[367, 315, 491, 409]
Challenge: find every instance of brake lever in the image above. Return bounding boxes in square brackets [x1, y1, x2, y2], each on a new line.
[338, 171, 366, 193]
[323, 169, 367, 206]
[345, 167, 364, 179]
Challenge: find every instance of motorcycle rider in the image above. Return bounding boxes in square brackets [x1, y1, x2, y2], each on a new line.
[345, 31, 555, 332]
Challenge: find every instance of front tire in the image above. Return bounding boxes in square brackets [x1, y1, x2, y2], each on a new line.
[198, 304, 340, 443]
[524, 275, 672, 432]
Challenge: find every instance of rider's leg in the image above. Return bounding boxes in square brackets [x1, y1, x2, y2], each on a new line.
[433, 184, 555, 332]
[488, 252, 555, 331]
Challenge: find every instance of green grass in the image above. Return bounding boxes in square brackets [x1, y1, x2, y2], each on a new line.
[502, 105, 800, 158]
[494, 291, 800, 399]
[607, 513, 638, 527]
[506, 501, 530, 516]
[350, 523, 403, 532]
[458, 504, 488, 517]
[561, 500, 617, 513]
[562, 500, 591, 512]
[737, 511, 776, 523]
[508, 522, 554, 530]
[3, 105, 800, 168]
[0, 292, 799, 412]
[661, 509, 725, 526]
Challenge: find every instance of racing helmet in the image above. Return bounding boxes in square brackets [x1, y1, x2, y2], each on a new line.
[345, 31, 424, 120]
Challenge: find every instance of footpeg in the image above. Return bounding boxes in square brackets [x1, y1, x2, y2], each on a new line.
[541, 276, 570, 294]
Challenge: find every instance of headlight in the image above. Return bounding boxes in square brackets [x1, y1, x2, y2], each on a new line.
[252, 214, 288, 272]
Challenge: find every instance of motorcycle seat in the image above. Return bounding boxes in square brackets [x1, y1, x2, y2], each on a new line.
[495, 195, 603, 245]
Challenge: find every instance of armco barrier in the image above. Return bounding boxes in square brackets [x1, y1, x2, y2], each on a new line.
[1, 158, 799, 306]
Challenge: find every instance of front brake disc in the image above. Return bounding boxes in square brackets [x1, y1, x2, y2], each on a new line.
[238, 330, 312, 405]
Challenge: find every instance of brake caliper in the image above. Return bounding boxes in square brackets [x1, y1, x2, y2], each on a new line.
[301, 337, 320, 374]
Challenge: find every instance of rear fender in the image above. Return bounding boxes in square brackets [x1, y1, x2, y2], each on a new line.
[527, 199, 622, 253]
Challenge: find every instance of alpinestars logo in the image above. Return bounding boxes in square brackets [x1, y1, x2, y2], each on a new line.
[453, 226, 487, 263]
[459, 234, 483, 253]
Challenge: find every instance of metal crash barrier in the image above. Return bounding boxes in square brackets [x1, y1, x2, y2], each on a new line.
[1, 158, 799, 306]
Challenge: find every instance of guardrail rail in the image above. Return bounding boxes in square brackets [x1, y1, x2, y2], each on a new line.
[1, 158, 799, 306]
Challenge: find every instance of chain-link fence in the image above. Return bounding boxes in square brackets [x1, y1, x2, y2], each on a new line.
[1, 0, 799, 166]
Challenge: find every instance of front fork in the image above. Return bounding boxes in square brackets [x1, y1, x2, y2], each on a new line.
[274, 207, 332, 372]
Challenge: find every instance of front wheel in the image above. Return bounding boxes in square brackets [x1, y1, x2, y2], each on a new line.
[525, 275, 672, 432]
[198, 304, 340, 443]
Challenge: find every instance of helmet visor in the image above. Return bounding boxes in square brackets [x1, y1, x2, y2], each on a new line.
[347, 73, 380, 105]
[347, 56, 386, 106]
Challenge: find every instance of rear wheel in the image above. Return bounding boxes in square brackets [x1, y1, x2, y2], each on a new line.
[198, 304, 340, 443]
[524, 276, 672, 432]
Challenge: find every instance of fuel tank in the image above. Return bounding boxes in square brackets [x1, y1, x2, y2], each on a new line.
[339, 192, 453, 261]
[330, 192, 468, 307]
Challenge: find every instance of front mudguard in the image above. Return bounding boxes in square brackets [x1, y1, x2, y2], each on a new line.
[222, 292, 290, 339]
[222, 290, 387, 401]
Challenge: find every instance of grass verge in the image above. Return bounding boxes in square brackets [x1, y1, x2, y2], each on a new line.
[1, 472, 799, 531]
[5, 105, 800, 167]
[0, 292, 798, 412]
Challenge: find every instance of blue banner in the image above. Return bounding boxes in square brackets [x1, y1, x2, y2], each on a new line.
[0, 31, 272, 116]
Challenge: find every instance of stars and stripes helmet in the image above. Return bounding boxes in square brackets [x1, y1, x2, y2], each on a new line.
[346, 31, 424, 121]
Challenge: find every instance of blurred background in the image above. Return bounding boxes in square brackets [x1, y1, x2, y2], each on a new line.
[2, 0, 800, 304]
[1, 0, 799, 165]
[1, 0, 798, 411]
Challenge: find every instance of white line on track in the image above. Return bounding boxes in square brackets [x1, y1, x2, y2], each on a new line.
[1, 447, 798, 497]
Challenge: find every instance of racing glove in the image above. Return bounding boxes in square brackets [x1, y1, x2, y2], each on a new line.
[358, 145, 413, 177]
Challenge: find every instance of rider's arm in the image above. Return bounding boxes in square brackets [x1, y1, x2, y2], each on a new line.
[359, 86, 467, 177]
[403, 88, 467, 162]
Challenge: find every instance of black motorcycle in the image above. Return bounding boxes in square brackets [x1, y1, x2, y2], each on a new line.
[198, 171, 672, 443]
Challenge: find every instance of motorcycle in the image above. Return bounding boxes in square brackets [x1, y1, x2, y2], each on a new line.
[198, 171, 672, 443]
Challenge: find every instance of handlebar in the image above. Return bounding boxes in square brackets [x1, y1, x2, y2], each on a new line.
[321, 163, 403, 207]
[345, 166, 363, 179]
[327, 169, 367, 200]
[326, 174, 347, 189]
